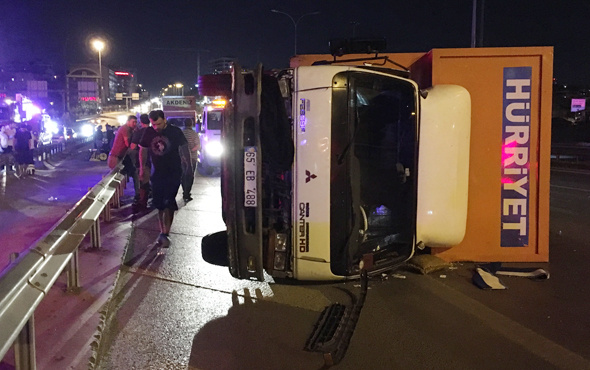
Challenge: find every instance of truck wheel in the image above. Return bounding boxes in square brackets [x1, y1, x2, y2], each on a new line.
[198, 74, 232, 97]
[201, 231, 229, 266]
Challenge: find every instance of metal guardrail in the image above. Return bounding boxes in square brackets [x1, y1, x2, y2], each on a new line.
[551, 143, 590, 169]
[0, 161, 126, 369]
[552, 143, 590, 159]
[0, 138, 91, 170]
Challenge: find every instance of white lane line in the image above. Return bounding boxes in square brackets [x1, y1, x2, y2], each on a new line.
[550, 184, 590, 193]
[551, 168, 590, 175]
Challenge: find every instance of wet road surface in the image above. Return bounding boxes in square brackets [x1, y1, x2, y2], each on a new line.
[1, 158, 589, 369]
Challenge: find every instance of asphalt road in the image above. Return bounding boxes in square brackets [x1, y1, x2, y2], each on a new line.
[0, 142, 109, 269]
[1, 153, 589, 369]
[93, 168, 590, 370]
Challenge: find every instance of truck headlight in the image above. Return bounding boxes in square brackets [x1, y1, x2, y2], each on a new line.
[206, 141, 223, 157]
[273, 251, 286, 271]
[273, 232, 288, 270]
[275, 233, 288, 252]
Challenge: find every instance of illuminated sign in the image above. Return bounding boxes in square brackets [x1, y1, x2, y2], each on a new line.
[162, 97, 196, 110]
[212, 99, 226, 107]
[501, 67, 531, 247]
[115, 71, 130, 76]
[571, 98, 586, 112]
[80, 97, 98, 101]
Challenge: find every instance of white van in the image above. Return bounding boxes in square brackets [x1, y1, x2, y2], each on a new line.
[197, 100, 225, 175]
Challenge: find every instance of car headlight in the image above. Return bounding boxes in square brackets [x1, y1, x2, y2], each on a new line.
[81, 124, 94, 137]
[205, 141, 223, 157]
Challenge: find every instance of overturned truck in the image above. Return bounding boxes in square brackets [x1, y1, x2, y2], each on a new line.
[201, 54, 471, 282]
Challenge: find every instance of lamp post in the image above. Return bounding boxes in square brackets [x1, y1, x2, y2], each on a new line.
[91, 39, 105, 106]
[271, 9, 320, 55]
[471, 0, 485, 47]
[175, 83, 184, 96]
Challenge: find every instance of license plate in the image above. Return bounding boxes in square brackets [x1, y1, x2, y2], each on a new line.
[244, 146, 257, 207]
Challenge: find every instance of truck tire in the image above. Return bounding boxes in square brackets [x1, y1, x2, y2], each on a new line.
[201, 231, 229, 266]
[198, 74, 232, 97]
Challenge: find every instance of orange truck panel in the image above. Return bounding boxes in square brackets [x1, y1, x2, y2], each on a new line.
[294, 46, 553, 263]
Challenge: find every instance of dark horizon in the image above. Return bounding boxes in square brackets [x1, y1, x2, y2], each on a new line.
[2, 0, 590, 94]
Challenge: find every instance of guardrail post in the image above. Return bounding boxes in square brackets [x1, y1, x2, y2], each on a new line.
[116, 180, 123, 207]
[111, 186, 118, 209]
[90, 220, 101, 248]
[113, 187, 120, 209]
[66, 249, 80, 291]
[14, 315, 36, 370]
[104, 200, 112, 222]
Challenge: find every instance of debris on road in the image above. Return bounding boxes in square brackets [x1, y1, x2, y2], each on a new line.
[473, 267, 507, 290]
[404, 254, 451, 275]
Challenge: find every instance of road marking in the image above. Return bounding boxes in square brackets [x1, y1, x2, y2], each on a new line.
[410, 276, 590, 369]
[550, 184, 590, 193]
[551, 167, 590, 175]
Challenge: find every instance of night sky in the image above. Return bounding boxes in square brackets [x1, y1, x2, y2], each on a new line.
[1, 0, 589, 94]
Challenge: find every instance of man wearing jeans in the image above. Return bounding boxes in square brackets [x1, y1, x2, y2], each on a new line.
[181, 118, 200, 202]
[129, 114, 152, 209]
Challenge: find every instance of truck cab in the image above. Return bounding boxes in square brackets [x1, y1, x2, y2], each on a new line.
[197, 99, 225, 175]
[201, 60, 471, 281]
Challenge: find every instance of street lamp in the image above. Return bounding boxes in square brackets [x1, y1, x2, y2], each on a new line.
[91, 39, 105, 105]
[175, 83, 184, 96]
[271, 9, 320, 55]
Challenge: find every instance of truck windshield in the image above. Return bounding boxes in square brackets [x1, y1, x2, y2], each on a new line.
[207, 110, 223, 130]
[330, 71, 417, 276]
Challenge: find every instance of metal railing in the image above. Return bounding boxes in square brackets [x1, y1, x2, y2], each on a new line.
[0, 161, 126, 369]
[552, 143, 590, 159]
[551, 143, 590, 169]
[0, 138, 92, 171]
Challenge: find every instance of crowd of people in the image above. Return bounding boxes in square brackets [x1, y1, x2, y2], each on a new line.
[0, 122, 37, 178]
[108, 110, 200, 248]
[3, 110, 202, 250]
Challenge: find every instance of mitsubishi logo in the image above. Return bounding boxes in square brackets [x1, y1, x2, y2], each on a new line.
[305, 170, 317, 183]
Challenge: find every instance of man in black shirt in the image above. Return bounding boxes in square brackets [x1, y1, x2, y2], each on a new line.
[139, 110, 191, 247]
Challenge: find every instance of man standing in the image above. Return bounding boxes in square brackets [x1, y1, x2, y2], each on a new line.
[139, 110, 191, 247]
[181, 118, 200, 202]
[129, 114, 151, 209]
[13, 123, 33, 178]
[108, 115, 139, 202]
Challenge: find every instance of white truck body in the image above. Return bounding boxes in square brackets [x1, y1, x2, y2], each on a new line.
[202, 62, 471, 281]
[197, 104, 224, 175]
[292, 66, 471, 280]
[161, 96, 198, 127]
